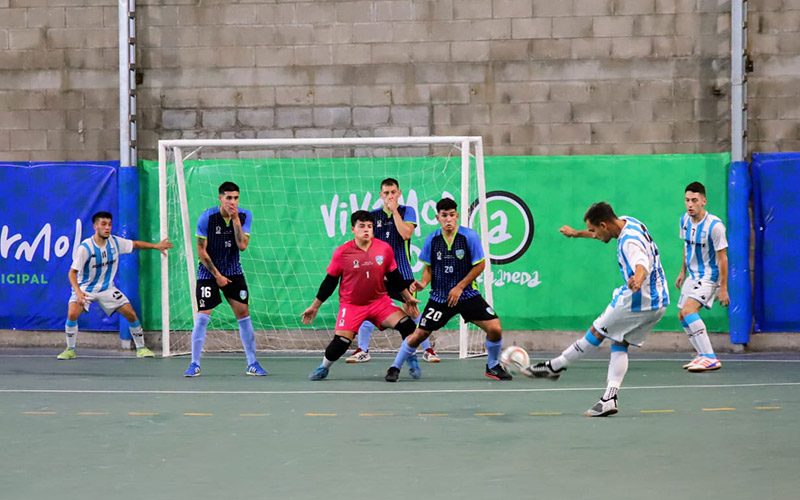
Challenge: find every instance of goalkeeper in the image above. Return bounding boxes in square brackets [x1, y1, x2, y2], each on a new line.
[301, 210, 420, 381]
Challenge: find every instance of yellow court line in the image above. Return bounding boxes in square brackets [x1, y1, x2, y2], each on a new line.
[529, 412, 562, 416]
[702, 407, 736, 412]
[418, 413, 448, 417]
[129, 412, 159, 416]
[184, 412, 213, 416]
[77, 412, 109, 416]
[359, 413, 394, 417]
[24, 411, 56, 415]
[306, 413, 337, 417]
[641, 409, 676, 414]
[240, 413, 270, 417]
[474, 412, 505, 416]
[757, 406, 782, 410]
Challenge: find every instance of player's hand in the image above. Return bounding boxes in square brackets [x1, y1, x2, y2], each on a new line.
[627, 276, 644, 293]
[156, 238, 173, 256]
[226, 203, 240, 222]
[75, 290, 88, 306]
[301, 305, 319, 325]
[410, 280, 427, 292]
[403, 300, 420, 319]
[215, 274, 232, 287]
[384, 197, 398, 214]
[559, 225, 578, 238]
[447, 285, 464, 307]
[718, 288, 730, 307]
[675, 272, 685, 290]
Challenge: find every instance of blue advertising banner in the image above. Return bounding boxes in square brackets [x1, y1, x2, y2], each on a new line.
[0, 162, 120, 330]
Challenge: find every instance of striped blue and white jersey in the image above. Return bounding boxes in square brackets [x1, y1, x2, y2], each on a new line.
[70, 236, 134, 293]
[680, 212, 728, 283]
[611, 216, 670, 312]
[372, 205, 417, 281]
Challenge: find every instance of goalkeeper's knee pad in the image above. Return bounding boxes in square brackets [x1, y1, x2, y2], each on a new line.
[324, 335, 352, 361]
[396, 316, 416, 339]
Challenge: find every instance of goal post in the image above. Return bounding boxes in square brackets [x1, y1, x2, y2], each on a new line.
[157, 136, 492, 359]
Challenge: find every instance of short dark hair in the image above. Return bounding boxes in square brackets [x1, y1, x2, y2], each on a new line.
[380, 178, 400, 189]
[584, 202, 617, 226]
[350, 210, 373, 227]
[92, 211, 112, 223]
[219, 181, 240, 195]
[685, 181, 706, 196]
[436, 198, 458, 212]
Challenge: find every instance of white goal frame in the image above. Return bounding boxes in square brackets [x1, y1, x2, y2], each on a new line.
[157, 136, 492, 358]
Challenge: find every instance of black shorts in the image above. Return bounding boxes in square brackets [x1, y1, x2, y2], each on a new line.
[196, 274, 249, 311]
[387, 278, 415, 303]
[417, 295, 498, 332]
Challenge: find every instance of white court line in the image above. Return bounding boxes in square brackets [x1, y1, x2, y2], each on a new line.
[1, 354, 800, 363]
[1, 382, 799, 396]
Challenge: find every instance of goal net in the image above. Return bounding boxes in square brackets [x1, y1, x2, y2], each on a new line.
[157, 137, 493, 358]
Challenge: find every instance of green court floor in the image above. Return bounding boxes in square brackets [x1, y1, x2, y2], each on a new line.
[1, 352, 799, 500]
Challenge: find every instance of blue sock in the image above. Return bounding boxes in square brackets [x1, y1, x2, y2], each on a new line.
[391, 340, 417, 369]
[238, 316, 257, 366]
[357, 321, 374, 351]
[486, 339, 503, 368]
[191, 313, 210, 365]
[420, 337, 431, 350]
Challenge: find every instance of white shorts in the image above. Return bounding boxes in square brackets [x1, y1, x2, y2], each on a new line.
[678, 278, 719, 310]
[592, 305, 667, 347]
[70, 286, 130, 316]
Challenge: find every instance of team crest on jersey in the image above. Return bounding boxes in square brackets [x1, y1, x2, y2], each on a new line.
[436, 251, 442, 260]
[240, 290, 248, 300]
[376, 256, 384, 265]
[455, 249, 465, 259]
[377, 220, 382, 228]
[216, 226, 221, 235]
[353, 260, 359, 268]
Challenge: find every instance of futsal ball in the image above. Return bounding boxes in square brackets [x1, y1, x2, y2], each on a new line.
[499, 346, 530, 374]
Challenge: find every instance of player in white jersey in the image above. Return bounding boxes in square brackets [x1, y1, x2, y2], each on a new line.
[675, 182, 729, 372]
[522, 202, 669, 417]
[58, 211, 173, 360]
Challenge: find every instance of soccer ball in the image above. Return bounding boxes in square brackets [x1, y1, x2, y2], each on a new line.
[499, 346, 530, 374]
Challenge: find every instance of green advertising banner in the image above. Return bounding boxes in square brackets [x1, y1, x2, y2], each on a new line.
[138, 153, 729, 334]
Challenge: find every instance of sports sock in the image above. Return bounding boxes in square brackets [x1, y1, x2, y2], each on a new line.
[322, 335, 351, 368]
[604, 345, 629, 400]
[685, 313, 715, 357]
[391, 339, 417, 369]
[357, 321, 375, 352]
[237, 316, 257, 366]
[65, 319, 78, 349]
[486, 339, 503, 368]
[420, 337, 432, 351]
[680, 319, 701, 354]
[191, 313, 211, 365]
[129, 319, 145, 349]
[551, 330, 602, 371]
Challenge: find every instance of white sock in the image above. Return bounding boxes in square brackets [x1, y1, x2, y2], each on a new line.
[321, 357, 334, 369]
[65, 320, 78, 349]
[551, 331, 602, 371]
[129, 320, 145, 349]
[680, 319, 701, 354]
[604, 350, 628, 400]
[686, 314, 715, 357]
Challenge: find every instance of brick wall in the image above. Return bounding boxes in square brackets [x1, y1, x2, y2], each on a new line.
[0, 0, 798, 160]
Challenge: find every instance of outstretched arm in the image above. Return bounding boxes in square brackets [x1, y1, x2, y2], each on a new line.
[302, 274, 339, 324]
[559, 225, 596, 239]
[133, 238, 173, 256]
